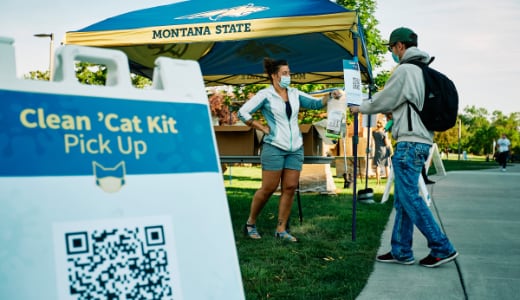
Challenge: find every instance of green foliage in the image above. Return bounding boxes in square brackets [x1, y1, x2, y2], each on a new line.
[372, 70, 390, 91]
[75, 62, 107, 85]
[25, 62, 152, 89]
[336, 0, 386, 70]
[131, 74, 152, 88]
[25, 70, 50, 81]
[335, 0, 389, 91]
[459, 106, 520, 156]
[228, 85, 269, 123]
[442, 159, 498, 172]
[433, 119, 463, 154]
[298, 110, 325, 124]
[232, 84, 269, 101]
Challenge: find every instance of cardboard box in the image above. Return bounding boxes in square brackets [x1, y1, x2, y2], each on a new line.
[214, 124, 322, 156]
[300, 124, 323, 156]
[214, 126, 259, 155]
[299, 164, 337, 194]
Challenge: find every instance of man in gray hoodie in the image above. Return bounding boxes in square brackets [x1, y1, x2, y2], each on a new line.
[350, 27, 458, 268]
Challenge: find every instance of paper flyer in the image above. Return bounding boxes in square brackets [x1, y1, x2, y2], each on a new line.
[326, 92, 347, 139]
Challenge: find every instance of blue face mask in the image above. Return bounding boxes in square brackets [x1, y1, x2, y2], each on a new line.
[391, 52, 400, 63]
[279, 75, 291, 88]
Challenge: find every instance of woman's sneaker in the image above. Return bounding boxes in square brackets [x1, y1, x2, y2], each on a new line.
[376, 252, 415, 265]
[419, 252, 459, 268]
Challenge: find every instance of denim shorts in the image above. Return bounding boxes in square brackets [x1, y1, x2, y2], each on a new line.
[260, 143, 304, 171]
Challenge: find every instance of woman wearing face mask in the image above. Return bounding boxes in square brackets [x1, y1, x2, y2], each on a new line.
[238, 57, 340, 242]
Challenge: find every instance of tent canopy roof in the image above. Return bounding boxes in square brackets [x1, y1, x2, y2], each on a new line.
[65, 0, 373, 86]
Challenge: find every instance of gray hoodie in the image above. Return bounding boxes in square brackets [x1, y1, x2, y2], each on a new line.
[238, 86, 324, 152]
[360, 47, 434, 145]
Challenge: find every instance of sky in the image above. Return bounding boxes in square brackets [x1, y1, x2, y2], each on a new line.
[374, 0, 520, 115]
[1, 0, 519, 115]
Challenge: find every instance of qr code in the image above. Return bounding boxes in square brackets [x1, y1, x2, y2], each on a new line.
[63, 225, 173, 300]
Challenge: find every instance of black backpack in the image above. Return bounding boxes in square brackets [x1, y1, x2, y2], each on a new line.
[405, 58, 459, 132]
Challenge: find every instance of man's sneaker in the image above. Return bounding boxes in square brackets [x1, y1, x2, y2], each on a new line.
[376, 252, 415, 265]
[419, 251, 459, 268]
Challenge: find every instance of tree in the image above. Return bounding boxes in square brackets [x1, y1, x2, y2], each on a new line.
[490, 111, 520, 158]
[75, 63, 107, 85]
[373, 70, 390, 91]
[434, 120, 465, 155]
[459, 106, 520, 156]
[131, 74, 152, 88]
[460, 106, 493, 155]
[336, 0, 386, 70]
[24, 62, 152, 88]
[24, 70, 49, 81]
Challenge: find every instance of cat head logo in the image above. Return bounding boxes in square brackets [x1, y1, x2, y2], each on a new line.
[175, 4, 269, 21]
[92, 161, 126, 193]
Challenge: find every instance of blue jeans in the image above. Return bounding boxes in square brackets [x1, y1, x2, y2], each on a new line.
[390, 142, 455, 260]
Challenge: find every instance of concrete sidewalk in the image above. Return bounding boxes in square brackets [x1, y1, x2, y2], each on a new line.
[357, 163, 520, 300]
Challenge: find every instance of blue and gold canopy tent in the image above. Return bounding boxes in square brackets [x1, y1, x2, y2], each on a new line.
[64, 0, 373, 86]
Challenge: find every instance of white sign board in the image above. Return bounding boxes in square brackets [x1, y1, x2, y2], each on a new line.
[0, 41, 244, 300]
[343, 59, 362, 106]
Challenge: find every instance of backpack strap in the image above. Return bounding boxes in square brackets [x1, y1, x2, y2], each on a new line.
[403, 57, 434, 131]
[406, 101, 421, 131]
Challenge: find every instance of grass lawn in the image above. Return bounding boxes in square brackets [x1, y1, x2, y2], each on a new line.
[442, 157, 499, 172]
[224, 157, 498, 299]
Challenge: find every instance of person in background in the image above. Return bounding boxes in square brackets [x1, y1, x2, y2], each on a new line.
[496, 133, 511, 171]
[372, 119, 392, 185]
[350, 27, 458, 267]
[238, 57, 341, 242]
